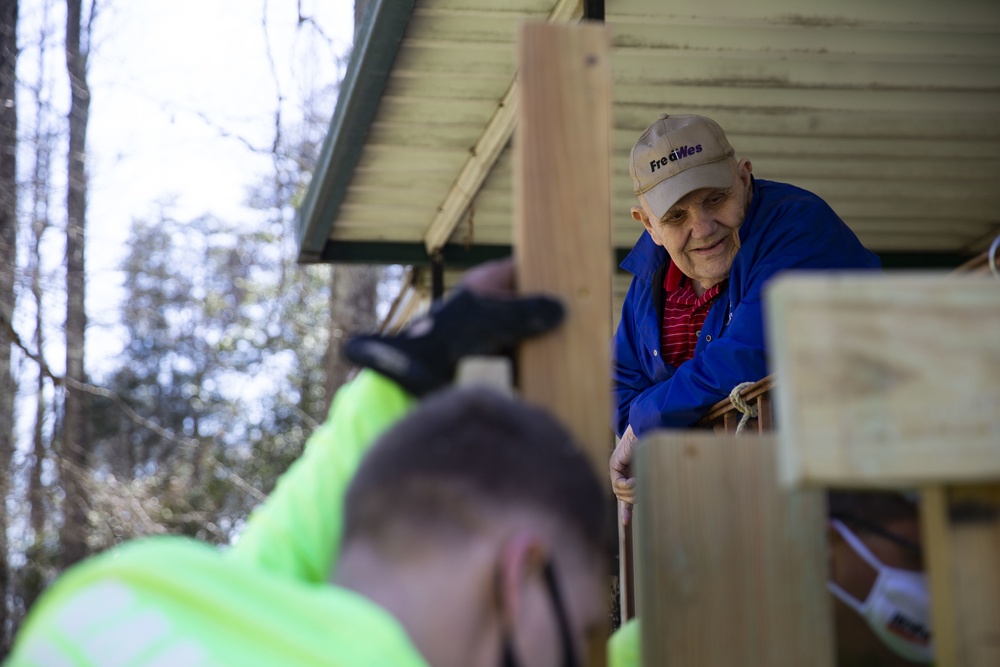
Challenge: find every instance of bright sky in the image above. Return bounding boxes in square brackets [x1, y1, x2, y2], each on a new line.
[20, 0, 355, 376]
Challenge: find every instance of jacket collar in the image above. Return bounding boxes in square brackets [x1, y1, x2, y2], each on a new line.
[738, 176, 761, 244]
[620, 230, 668, 281]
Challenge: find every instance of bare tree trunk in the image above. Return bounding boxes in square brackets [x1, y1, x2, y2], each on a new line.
[27, 0, 54, 555]
[17, 5, 56, 626]
[323, 265, 379, 412]
[29, 172, 50, 562]
[60, 0, 91, 569]
[0, 0, 19, 649]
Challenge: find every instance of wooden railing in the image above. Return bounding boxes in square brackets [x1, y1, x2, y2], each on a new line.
[690, 244, 998, 434]
[695, 374, 775, 434]
[620, 251, 1000, 644]
[620, 246, 1000, 626]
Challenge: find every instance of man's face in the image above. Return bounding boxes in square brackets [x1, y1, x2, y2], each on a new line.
[632, 159, 753, 294]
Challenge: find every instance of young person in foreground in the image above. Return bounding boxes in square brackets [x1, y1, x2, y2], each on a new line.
[7, 259, 613, 667]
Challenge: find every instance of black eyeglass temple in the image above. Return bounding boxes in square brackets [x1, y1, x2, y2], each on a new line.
[542, 560, 579, 667]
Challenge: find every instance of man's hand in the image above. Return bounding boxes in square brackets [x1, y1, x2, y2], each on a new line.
[610, 425, 638, 525]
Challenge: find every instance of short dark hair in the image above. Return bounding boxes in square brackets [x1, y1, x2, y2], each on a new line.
[343, 386, 611, 560]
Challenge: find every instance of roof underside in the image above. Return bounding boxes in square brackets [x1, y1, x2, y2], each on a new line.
[298, 0, 1000, 268]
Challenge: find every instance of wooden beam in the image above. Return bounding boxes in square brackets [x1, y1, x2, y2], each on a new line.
[765, 274, 1000, 488]
[513, 21, 612, 667]
[635, 433, 834, 666]
[921, 485, 960, 667]
[769, 272, 1000, 665]
[514, 20, 613, 480]
[421, 0, 584, 254]
[950, 495, 1000, 667]
[921, 484, 1000, 667]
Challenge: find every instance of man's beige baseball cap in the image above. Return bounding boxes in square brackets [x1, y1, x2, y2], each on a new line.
[629, 114, 736, 220]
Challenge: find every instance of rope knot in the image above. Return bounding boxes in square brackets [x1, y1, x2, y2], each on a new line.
[728, 381, 757, 436]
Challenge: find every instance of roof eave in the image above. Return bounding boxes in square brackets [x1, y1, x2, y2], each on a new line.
[295, 0, 417, 263]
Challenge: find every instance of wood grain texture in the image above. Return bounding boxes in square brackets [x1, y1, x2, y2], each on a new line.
[513, 22, 613, 667]
[950, 505, 1000, 667]
[514, 21, 614, 481]
[766, 274, 1000, 487]
[921, 485, 960, 667]
[922, 484, 1000, 667]
[635, 432, 834, 667]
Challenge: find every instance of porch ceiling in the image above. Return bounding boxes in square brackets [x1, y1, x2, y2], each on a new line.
[297, 0, 1000, 268]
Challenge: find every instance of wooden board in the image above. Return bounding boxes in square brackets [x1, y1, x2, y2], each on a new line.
[513, 22, 613, 667]
[950, 504, 1000, 667]
[514, 21, 614, 481]
[635, 432, 834, 667]
[765, 273, 1000, 488]
[922, 484, 1000, 667]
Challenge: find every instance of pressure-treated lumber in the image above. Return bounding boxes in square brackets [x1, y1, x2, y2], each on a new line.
[513, 22, 613, 667]
[514, 21, 613, 480]
[765, 274, 1000, 488]
[921, 484, 1000, 667]
[921, 486, 960, 667]
[950, 502, 1000, 667]
[768, 272, 1000, 666]
[635, 432, 834, 667]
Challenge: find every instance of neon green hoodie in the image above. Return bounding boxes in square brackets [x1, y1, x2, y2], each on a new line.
[7, 371, 427, 667]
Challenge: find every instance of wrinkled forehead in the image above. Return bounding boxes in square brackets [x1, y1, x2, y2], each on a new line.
[670, 184, 730, 209]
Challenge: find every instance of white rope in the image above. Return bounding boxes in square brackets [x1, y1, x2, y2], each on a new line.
[728, 381, 758, 436]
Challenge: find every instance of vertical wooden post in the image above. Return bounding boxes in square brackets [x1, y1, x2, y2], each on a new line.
[921, 484, 1000, 667]
[767, 274, 1000, 666]
[514, 20, 613, 667]
[514, 20, 613, 483]
[636, 433, 834, 667]
[921, 485, 959, 667]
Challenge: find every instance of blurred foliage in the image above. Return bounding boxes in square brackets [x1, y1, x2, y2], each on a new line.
[1, 29, 391, 652]
[0, 2, 408, 654]
[85, 205, 338, 549]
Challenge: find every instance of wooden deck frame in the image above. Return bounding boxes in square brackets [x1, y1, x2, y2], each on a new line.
[636, 432, 834, 666]
[513, 20, 614, 667]
[766, 273, 1000, 667]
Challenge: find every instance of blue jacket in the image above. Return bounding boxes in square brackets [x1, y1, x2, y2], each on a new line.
[612, 178, 881, 436]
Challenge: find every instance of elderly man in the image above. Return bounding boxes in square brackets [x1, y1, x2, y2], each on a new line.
[611, 114, 880, 520]
[8, 263, 612, 667]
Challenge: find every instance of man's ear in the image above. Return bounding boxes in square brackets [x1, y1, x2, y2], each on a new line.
[631, 206, 661, 246]
[737, 158, 753, 186]
[495, 531, 548, 627]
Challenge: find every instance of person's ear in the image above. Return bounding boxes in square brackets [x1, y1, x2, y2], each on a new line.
[631, 205, 662, 246]
[737, 158, 753, 186]
[495, 531, 548, 627]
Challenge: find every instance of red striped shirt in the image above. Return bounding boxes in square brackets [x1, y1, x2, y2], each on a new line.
[661, 262, 725, 368]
